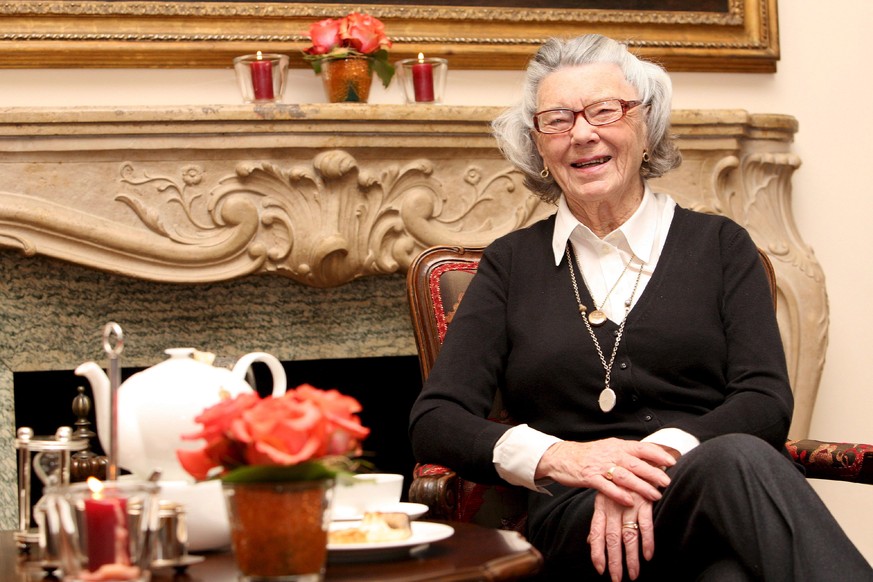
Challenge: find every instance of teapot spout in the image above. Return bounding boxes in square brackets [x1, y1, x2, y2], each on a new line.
[74, 362, 111, 452]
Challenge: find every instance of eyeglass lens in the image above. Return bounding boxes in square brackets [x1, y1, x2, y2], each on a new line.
[534, 99, 638, 134]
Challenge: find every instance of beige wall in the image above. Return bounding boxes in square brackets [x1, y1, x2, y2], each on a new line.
[2, 0, 871, 564]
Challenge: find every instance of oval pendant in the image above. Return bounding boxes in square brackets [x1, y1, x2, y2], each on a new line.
[598, 388, 617, 413]
[588, 310, 607, 327]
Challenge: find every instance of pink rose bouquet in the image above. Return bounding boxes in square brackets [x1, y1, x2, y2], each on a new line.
[177, 384, 370, 483]
[302, 12, 395, 88]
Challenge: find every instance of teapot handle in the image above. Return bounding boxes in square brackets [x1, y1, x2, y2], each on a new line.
[232, 352, 287, 397]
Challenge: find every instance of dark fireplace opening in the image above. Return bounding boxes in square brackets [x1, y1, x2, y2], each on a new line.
[14, 355, 423, 520]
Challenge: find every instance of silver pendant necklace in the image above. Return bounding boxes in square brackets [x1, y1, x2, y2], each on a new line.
[566, 244, 644, 413]
[586, 251, 636, 327]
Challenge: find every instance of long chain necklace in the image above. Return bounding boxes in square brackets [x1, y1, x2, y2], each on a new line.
[566, 244, 644, 413]
[586, 251, 636, 327]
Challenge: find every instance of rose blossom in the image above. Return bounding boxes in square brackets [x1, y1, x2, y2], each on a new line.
[189, 391, 260, 441]
[302, 12, 395, 88]
[306, 18, 342, 55]
[233, 395, 326, 466]
[343, 12, 391, 54]
[294, 384, 370, 456]
[177, 385, 369, 480]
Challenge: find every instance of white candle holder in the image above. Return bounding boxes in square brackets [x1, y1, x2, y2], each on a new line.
[233, 53, 290, 103]
[396, 56, 448, 104]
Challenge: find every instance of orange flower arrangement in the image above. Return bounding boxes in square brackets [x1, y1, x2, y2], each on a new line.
[302, 12, 395, 88]
[177, 384, 370, 483]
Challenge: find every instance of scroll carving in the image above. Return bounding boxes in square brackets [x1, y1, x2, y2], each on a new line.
[105, 152, 549, 287]
[739, 153, 828, 435]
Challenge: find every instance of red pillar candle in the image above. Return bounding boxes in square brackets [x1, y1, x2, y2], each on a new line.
[250, 52, 274, 101]
[411, 53, 435, 103]
[83, 495, 130, 571]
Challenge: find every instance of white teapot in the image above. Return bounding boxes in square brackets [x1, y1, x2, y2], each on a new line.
[74, 347, 287, 482]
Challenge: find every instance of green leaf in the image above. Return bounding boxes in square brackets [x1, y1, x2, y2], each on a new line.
[220, 462, 339, 484]
[369, 50, 395, 88]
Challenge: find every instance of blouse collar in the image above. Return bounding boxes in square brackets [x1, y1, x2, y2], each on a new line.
[552, 183, 659, 266]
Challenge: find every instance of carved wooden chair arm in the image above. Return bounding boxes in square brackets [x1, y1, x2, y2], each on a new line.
[786, 439, 873, 484]
[409, 463, 459, 520]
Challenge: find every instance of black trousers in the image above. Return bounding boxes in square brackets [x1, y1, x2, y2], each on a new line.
[528, 433, 873, 581]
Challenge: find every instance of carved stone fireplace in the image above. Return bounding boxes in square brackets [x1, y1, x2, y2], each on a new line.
[0, 104, 825, 529]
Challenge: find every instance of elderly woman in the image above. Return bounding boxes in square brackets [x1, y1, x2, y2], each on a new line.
[409, 34, 872, 581]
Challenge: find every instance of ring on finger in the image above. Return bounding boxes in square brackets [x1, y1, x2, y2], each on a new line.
[621, 522, 639, 530]
[604, 466, 618, 481]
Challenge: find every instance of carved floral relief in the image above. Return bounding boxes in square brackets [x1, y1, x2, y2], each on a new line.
[111, 151, 550, 287]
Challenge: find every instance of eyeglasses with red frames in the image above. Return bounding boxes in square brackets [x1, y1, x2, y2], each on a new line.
[533, 99, 643, 134]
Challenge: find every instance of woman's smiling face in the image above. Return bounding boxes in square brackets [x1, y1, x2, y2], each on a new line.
[534, 62, 648, 209]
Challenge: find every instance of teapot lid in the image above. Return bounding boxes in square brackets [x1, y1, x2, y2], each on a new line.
[164, 348, 216, 365]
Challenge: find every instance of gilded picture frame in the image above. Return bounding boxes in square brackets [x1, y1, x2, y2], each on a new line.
[0, 0, 778, 72]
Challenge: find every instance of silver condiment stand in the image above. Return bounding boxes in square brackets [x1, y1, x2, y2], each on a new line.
[14, 426, 87, 552]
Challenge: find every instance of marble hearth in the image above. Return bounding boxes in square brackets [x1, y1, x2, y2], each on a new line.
[0, 105, 824, 529]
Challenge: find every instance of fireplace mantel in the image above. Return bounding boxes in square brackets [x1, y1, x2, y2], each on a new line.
[0, 105, 824, 529]
[0, 105, 807, 286]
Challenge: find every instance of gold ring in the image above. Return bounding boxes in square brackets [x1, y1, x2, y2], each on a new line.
[622, 522, 639, 530]
[604, 466, 618, 481]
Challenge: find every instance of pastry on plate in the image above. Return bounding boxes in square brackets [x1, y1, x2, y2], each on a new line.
[329, 512, 413, 544]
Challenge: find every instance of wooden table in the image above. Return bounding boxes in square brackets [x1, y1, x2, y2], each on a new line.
[2, 522, 542, 581]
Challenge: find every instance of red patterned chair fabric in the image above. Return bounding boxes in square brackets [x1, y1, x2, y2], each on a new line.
[406, 245, 873, 529]
[785, 440, 873, 483]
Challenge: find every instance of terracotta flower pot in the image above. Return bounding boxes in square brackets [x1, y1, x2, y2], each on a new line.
[320, 57, 373, 103]
[223, 479, 333, 581]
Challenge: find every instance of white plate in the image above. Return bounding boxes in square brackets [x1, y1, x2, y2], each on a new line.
[327, 521, 454, 563]
[330, 501, 429, 522]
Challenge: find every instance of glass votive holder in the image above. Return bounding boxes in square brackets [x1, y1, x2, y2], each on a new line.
[396, 55, 448, 104]
[41, 479, 160, 582]
[233, 52, 289, 103]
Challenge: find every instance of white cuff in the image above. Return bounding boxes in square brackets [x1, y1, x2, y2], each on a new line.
[642, 427, 700, 456]
[493, 424, 562, 492]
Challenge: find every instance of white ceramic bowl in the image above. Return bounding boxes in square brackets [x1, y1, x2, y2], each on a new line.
[330, 473, 404, 520]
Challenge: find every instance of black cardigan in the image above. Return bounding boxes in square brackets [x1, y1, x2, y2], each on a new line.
[409, 206, 793, 486]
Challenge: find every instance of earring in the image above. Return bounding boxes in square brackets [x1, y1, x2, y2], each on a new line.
[642, 150, 650, 163]
[540, 167, 550, 179]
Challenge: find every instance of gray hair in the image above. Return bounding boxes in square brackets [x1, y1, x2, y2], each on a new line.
[492, 34, 681, 204]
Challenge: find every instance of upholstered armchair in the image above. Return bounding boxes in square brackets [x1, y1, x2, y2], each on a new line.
[406, 245, 873, 530]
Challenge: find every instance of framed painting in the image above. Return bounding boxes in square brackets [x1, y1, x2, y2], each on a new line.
[0, 0, 778, 72]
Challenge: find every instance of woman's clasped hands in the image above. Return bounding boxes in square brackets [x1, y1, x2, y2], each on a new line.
[536, 438, 677, 581]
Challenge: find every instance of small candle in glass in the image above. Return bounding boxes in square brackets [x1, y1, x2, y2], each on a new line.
[396, 54, 448, 104]
[233, 52, 290, 103]
[41, 478, 160, 582]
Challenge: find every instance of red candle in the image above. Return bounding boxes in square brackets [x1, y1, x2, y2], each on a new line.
[411, 53, 435, 103]
[84, 495, 130, 571]
[250, 52, 274, 101]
